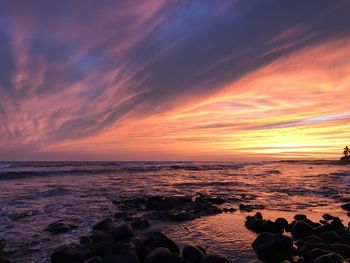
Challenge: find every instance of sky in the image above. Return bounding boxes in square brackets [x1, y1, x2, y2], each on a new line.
[1, 0, 350, 161]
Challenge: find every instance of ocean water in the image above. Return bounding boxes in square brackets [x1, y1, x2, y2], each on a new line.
[1, 161, 350, 262]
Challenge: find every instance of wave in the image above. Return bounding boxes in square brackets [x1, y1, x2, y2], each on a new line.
[0, 163, 11, 169]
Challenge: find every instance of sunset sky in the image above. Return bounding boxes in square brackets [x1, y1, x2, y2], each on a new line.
[1, 0, 350, 161]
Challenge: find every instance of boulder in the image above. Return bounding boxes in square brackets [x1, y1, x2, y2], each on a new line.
[111, 224, 133, 242]
[145, 247, 171, 263]
[252, 232, 293, 261]
[46, 221, 78, 234]
[322, 214, 335, 221]
[101, 250, 139, 263]
[341, 203, 350, 211]
[259, 220, 284, 234]
[294, 214, 307, 221]
[166, 211, 197, 222]
[313, 252, 344, 263]
[182, 245, 205, 263]
[131, 218, 151, 229]
[291, 221, 313, 239]
[134, 231, 179, 259]
[202, 254, 228, 263]
[275, 218, 289, 228]
[319, 231, 340, 244]
[51, 245, 82, 263]
[93, 219, 115, 231]
[83, 256, 102, 263]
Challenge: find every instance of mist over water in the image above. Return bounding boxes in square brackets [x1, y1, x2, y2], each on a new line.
[1, 161, 350, 262]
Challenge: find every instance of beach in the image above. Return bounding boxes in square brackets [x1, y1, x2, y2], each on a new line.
[1, 161, 350, 262]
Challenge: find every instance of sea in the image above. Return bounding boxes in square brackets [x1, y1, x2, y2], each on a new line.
[1, 161, 350, 262]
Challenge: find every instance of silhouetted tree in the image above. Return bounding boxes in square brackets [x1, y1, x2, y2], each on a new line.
[343, 146, 350, 157]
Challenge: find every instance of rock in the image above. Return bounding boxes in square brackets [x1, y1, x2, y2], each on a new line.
[322, 214, 335, 221]
[51, 245, 82, 263]
[166, 211, 197, 222]
[313, 252, 344, 263]
[83, 256, 102, 263]
[259, 220, 284, 234]
[90, 230, 112, 243]
[239, 204, 253, 212]
[145, 247, 171, 263]
[331, 218, 345, 230]
[334, 243, 350, 259]
[291, 221, 313, 239]
[101, 250, 139, 263]
[202, 254, 229, 263]
[319, 231, 340, 243]
[254, 212, 263, 220]
[229, 208, 237, 212]
[114, 212, 132, 219]
[182, 245, 205, 263]
[107, 242, 137, 255]
[303, 235, 323, 244]
[134, 231, 179, 259]
[275, 217, 289, 228]
[339, 233, 350, 244]
[46, 221, 78, 234]
[80, 236, 92, 245]
[252, 232, 293, 261]
[341, 203, 350, 211]
[294, 214, 307, 221]
[347, 212, 350, 217]
[111, 224, 133, 242]
[222, 208, 229, 213]
[131, 218, 150, 229]
[93, 219, 115, 231]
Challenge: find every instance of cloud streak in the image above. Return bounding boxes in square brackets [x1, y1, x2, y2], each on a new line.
[0, 0, 350, 160]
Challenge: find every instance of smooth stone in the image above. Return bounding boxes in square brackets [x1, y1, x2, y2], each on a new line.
[111, 224, 133, 242]
[93, 218, 115, 231]
[107, 242, 137, 255]
[294, 214, 307, 221]
[202, 254, 229, 263]
[341, 203, 350, 211]
[275, 217, 288, 228]
[182, 245, 205, 263]
[134, 231, 179, 259]
[291, 221, 313, 239]
[322, 214, 335, 221]
[319, 231, 340, 243]
[101, 250, 139, 263]
[51, 245, 82, 263]
[339, 233, 350, 244]
[334, 243, 350, 259]
[260, 220, 284, 233]
[46, 221, 78, 234]
[303, 235, 323, 244]
[252, 232, 293, 261]
[229, 208, 237, 212]
[239, 204, 253, 212]
[80, 236, 92, 245]
[313, 252, 344, 263]
[145, 247, 171, 263]
[347, 212, 350, 217]
[90, 230, 112, 243]
[83, 256, 102, 263]
[222, 208, 229, 212]
[131, 218, 150, 229]
[331, 218, 345, 230]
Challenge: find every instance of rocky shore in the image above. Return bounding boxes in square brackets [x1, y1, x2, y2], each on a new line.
[1, 194, 350, 262]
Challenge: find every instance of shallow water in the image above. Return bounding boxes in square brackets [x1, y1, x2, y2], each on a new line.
[1, 161, 350, 262]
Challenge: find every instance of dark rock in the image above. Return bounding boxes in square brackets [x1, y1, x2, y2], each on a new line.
[101, 250, 139, 263]
[131, 218, 150, 229]
[229, 208, 237, 212]
[285, 221, 296, 232]
[202, 254, 228, 263]
[294, 214, 307, 221]
[314, 224, 337, 235]
[110, 224, 133, 242]
[182, 245, 205, 263]
[319, 231, 340, 243]
[347, 212, 350, 217]
[134, 231, 179, 259]
[334, 243, 350, 259]
[239, 204, 253, 212]
[341, 203, 350, 211]
[114, 212, 132, 219]
[90, 230, 112, 243]
[275, 217, 289, 228]
[93, 219, 115, 231]
[307, 248, 333, 259]
[339, 233, 350, 244]
[291, 221, 313, 239]
[145, 247, 171, 263]
[245, 214, 264, 232]
[313, 252, 344, 263]
[322, 214, 335, 221]
[80, 236, 92, 245]
[331, 218, 345, 230]
[107, 242, 137, 255]
[259, 220, 284, 234]
[252, 232, 293, 262]
[83, 256, 102, 263]
[145, 196, 175, 211]
[222, 208, 229, 213]
[254, 212, 263, 220]
[46, 221, 78, 234]
[166, 211, 197, 222]
[51, 245, 82, 263]
[303, 235, 323, 244]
